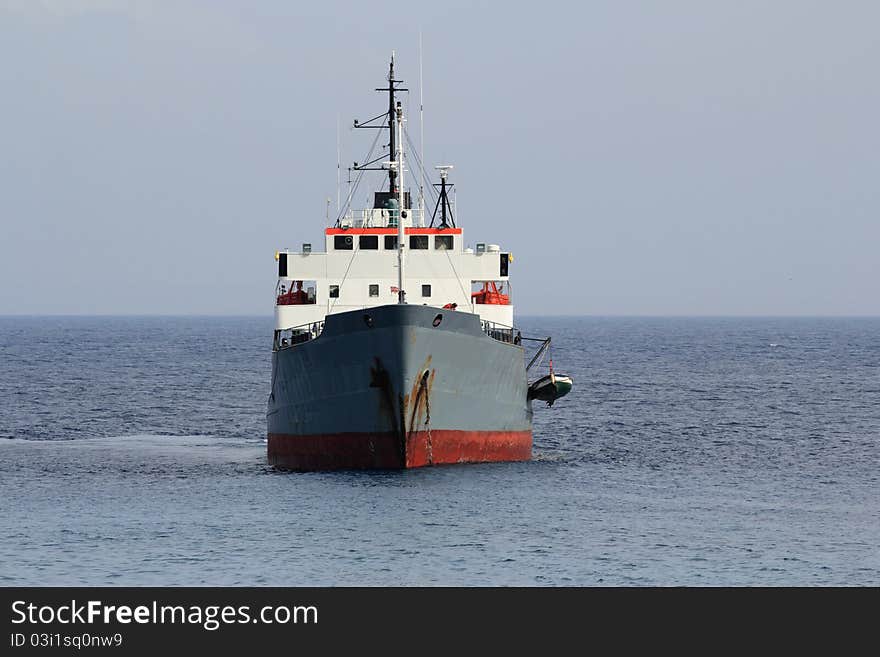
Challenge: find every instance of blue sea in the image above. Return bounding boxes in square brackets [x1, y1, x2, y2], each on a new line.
[1, 316, 877, 586]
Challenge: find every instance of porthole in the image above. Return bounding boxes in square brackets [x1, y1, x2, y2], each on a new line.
[432, 314, 443, 327]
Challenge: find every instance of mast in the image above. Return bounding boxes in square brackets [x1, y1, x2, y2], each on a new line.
[395, 100, 406, 304]
[388, 55, 397, 194]
[351, 54, 409, 300]
[353, 53, 407, 206]
[375, 53, 406, 194]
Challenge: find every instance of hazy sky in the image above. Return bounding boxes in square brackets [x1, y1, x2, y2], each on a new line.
[1, 0, 878, 315]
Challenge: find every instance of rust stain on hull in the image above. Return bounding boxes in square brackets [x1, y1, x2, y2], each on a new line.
[370, 354, 439, 467]
[405, 355, 436, 467]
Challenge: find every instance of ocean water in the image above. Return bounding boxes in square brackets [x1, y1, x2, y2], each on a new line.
[0, 315, 878, 586]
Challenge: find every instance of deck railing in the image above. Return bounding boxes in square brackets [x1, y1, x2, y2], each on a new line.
[273, 321, 325, 351]
[276, 318, 519, 350]
[340, 208, 426, 229]
[481, 320, 520, 345]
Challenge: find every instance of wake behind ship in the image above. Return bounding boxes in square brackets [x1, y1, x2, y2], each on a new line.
[267, 55, 571, 470]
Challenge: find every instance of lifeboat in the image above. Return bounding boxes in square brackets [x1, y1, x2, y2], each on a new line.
[277, 281, 311, 305]
[472, 281, 510, 305]
[527, 372, 573, 407]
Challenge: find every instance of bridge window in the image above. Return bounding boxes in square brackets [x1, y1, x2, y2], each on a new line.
[359, 235, 378, 250]
[409, 235, 429, 250]
[369, 284, 379, 297]
[384, 235, 398, 250]
[422, 284, 431, 297]
[329, 285, 339, 298]
[334, 235, 354, 250]
[435, 235, 454, 250]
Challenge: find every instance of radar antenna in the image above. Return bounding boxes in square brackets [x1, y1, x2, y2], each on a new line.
[430, 165, 455, 228]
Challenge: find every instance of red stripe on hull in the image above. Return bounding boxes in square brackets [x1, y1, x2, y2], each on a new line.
[268, 430, 531, 471]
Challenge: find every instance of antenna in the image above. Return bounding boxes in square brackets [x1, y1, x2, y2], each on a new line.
[419, 31, 426, 227]
[336, 113, 341, 213]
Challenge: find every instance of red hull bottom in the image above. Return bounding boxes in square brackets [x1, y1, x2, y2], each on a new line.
[267, 430, 532, 471]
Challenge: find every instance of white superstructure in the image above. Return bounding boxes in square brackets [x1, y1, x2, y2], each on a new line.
[275, 222, 513, 330]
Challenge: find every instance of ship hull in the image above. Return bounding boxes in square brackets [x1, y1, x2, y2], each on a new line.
[267, 304, 532, 470]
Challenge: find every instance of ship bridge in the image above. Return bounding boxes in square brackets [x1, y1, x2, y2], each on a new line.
[274, 223, 513, 331]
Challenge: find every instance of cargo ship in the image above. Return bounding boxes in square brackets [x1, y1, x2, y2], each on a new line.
[267, 55, 571, 470]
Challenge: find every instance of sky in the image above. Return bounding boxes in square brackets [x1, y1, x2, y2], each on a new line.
[1, 0, 878, 316]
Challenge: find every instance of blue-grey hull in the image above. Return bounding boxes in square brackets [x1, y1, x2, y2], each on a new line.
[267, 304, 532, 469]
